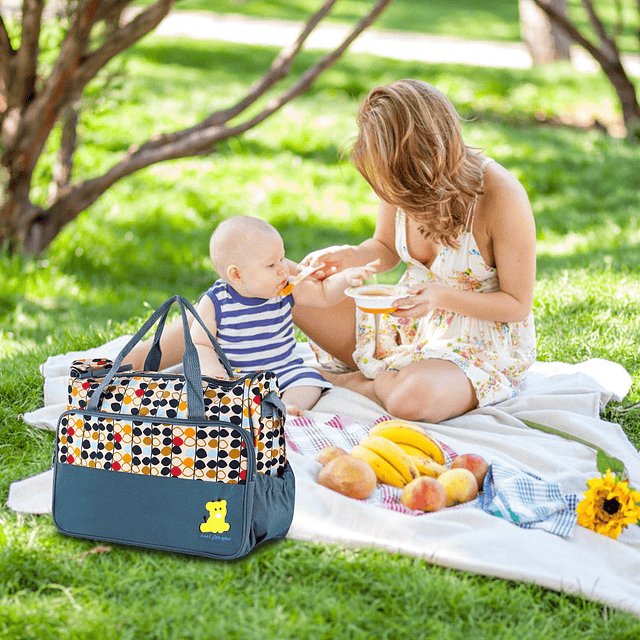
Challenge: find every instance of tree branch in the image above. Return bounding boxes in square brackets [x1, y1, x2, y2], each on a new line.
[0, 15, 15, 91]
[95, 0, 137, 23]
[13, 0, 44, 106]
[235, 0, 394, 130]
[34, 0, 104, 117]
[581, 0, 611, 44]
[42, 0, 394, 228]
[202, 0, 340, 127]
[580, 0, 618, 59]
[130, 0, 340, 154]
[531, 0, 622, 68]
[72, 0, 174, 92]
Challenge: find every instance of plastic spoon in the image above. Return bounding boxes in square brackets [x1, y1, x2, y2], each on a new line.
[279, 262, 324, 296]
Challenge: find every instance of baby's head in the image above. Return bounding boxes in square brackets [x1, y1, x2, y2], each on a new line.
[209, 216, 289, 299]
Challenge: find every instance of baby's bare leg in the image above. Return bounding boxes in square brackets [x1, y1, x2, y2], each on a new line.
[124, 314, 192, 370]
[282, 385, 323, 416]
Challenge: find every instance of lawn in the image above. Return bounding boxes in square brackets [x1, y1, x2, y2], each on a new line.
[1, 28, 640, 639]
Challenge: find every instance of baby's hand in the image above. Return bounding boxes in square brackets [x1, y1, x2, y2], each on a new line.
[343, 259, 380, 287]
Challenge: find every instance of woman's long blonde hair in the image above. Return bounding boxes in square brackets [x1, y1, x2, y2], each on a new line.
[351, 79, 484, 248]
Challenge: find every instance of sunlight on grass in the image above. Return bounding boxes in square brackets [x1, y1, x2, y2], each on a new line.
[2, 33, 640, 637]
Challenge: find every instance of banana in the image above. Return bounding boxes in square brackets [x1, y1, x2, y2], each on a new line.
[358, 435, 419, 484]
[369, 420, 446, 465]
[350, 445, 407, 488]
[411, 456, 447, 478]
[397, 443, 426, 458]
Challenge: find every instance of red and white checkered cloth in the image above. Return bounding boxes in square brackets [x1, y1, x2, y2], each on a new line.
[285, 414, 457, 515]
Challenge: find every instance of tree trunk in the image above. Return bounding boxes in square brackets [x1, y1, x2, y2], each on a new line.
[519, 0, 571, 64]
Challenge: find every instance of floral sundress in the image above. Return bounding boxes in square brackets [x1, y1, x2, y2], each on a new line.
[353, 162, 537, 407]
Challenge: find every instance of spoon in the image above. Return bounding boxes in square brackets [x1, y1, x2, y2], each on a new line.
[279, 262, 324, 296]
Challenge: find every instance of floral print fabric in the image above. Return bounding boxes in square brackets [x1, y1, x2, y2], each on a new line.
[353, 194, 536, 407]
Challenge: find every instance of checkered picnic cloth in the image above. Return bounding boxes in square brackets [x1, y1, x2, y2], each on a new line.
[475, 462, 580, 539]
[286, 415, 580, 536]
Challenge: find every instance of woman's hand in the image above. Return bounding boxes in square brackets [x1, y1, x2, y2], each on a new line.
[299, 245, 356, 280]
[391, 283, 447, 318]
[343, 259, 381, 287]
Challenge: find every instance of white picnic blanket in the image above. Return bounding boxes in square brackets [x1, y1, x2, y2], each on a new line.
[8, 337, 640, 618]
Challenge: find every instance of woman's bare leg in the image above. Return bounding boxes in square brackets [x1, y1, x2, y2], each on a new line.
[323, 359, 477, 422]
[292, 297, 358, 369]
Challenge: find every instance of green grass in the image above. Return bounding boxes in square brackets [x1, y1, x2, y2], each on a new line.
[2, 34, 640, 636]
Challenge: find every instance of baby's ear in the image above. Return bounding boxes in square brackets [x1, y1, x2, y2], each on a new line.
[226, 264, 243, 284]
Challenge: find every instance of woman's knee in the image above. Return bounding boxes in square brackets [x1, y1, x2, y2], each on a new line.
[374, 366, 476, 423]
[374, 370, 434, 421]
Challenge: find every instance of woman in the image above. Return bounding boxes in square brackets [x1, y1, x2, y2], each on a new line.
[292, 79, 536, 422]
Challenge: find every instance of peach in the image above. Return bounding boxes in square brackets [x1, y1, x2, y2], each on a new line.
[451, 454, 489, 491]
[438, 468, 478, 507]
[317, 455, 377, 500]
[400, 476, 447, 512]
[316, 446, 349, 466]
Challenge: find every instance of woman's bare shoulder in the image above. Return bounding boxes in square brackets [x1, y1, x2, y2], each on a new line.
[479, 160, 532, 226]
[483, 160, 528, 199]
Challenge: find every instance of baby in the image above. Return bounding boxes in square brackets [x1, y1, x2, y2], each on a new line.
[191, 215, 379, 415]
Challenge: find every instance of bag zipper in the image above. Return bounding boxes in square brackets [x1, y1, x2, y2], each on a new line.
[77, 367, 262, 389]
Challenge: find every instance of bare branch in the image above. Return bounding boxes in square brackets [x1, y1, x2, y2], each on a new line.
[124, 0, 340, 155]
[205, 0, 340, 126]
[580, 0, 618, 58]
[95, 0, 137, 23]
[0, 15, 15, 97]
[50, 98, 80, 203]
[216, 0, 395, 139]
[72, 0, 174, 92]
[37, 0, 393, 234]
[531, 0, 621, 67]
[7, 0, 396, 253]
[129, 0, 392, 161]
[38, 0, 103, 102]
[13, 0, 44, 106]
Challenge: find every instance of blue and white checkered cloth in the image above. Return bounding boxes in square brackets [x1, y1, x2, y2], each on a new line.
[475, 462, 580, 539]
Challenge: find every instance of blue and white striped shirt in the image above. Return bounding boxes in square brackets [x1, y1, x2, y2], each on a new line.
[204, 280, 330, 392]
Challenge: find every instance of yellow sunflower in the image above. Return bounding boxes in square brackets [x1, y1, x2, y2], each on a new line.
[576, 469, 640, 539]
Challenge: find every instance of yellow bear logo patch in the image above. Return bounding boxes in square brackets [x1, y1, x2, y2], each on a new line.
[200, 499, 230, 534]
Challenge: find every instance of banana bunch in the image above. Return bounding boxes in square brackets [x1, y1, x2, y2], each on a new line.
[369, 420, 446, 466]
[351, 435, 419, 488]
[350, 421, 448, 488]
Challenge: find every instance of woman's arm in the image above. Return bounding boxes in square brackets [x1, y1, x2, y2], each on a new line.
[298, 200, 400, 275]
[393, 169, 536, 323]
[293, 260, 380, 307]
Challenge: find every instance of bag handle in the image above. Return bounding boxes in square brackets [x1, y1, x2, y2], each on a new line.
[142, 294, 231, 375]
[87, 295, 234, 420]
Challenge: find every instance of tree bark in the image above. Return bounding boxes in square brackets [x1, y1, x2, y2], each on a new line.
[519, 0, 571, 64]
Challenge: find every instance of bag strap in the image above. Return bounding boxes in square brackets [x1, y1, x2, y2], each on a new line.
[261, 390, 286, 420]
[86, 295, 233, 420]
[142, 295, 232, 376]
